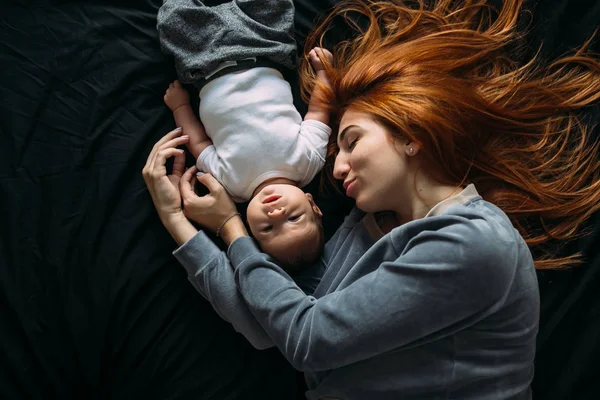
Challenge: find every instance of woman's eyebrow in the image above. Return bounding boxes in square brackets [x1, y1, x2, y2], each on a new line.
[338, 124, 359, 145]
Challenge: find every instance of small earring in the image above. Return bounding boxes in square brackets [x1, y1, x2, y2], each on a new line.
[409, 147, 414, 154]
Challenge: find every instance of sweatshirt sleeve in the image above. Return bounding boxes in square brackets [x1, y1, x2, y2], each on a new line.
[230, 216, 518, 371]
[173, 230, 274, 350]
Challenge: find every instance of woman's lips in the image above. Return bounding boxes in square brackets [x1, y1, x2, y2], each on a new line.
[263, 195, 281, 204]
[345, 180, 357, 197]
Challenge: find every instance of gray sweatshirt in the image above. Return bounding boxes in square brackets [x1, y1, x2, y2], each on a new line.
[173, 185, 540, 400]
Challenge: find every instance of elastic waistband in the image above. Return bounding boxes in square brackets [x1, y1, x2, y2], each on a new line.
[193, 57, 286, 90]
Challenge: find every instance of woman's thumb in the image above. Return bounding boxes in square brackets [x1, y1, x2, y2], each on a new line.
[196, 172, 221, 193]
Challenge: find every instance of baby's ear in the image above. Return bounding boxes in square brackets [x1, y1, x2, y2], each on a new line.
[305, 193, 323, 218]
[314, 209, 323, 220]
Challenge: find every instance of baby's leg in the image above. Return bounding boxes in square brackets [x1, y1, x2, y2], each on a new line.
[164, 80, 212, 159]
[157, 0, 295, 82]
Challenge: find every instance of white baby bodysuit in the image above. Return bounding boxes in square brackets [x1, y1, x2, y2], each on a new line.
[197, 67, 331, 202]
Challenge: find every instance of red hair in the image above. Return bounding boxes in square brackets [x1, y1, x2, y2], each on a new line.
[299, 0, 600, 269]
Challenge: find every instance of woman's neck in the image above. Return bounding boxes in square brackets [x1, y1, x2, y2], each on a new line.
[251, 177, 297, 198]
[393, 177, 463, 224]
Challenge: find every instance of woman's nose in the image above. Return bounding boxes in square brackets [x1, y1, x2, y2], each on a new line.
[333, 154, 350, 180]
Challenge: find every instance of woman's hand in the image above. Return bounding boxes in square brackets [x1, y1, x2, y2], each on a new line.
[180, 166, 249, 245]
[142, 127, 189, 226]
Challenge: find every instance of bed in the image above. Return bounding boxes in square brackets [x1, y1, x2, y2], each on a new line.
[1, 0, 598, 398]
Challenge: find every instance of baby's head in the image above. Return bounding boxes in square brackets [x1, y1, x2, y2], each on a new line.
[247, 184, 324, 272]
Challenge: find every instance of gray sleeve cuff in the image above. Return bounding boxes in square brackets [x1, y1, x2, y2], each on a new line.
[227, 236, 262, 269]
[173, 230, 222, 277]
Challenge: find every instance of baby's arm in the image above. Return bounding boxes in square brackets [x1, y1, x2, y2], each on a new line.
[164, 80, 212, 160]
[304, 47, 334, 125]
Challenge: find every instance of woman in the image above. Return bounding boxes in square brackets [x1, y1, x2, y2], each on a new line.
[143, 0, 600, 398]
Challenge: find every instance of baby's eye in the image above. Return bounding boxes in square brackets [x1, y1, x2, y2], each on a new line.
[288, 215, 300, 222]
[349, 138, 358, 150]
[263, 225, 273, 232]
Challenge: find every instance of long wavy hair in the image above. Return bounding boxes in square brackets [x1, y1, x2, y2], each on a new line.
[299, 0, 600, 269]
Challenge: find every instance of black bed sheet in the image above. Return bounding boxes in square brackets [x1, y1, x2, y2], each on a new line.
[1, 0, 599, 399]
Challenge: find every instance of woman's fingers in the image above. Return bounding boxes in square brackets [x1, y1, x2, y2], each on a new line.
[180, 166, 198, 198]
[151, 127, 183, 155]
[151, 148, 185, 179]
[143, 128, 186, 179]
[181, 166, 198, 183]
[158, 135, 189, 151]
[172, 148, 186, 177]
[144, 128, 183, 170]
[196, 172, 222, 194]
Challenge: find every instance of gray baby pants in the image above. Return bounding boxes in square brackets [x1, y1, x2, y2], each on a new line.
[157, 0, 297, 84]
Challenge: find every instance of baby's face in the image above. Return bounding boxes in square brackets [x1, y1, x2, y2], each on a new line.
[247, 184, 322, 263]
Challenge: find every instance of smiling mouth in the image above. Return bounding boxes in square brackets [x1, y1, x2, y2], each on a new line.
[263, 195, 281, 204]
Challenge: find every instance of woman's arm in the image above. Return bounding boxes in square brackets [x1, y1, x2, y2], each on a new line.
[143, 137, 273, 349]
[172, 169, 332, 347]
[168, 224, 275, 350]
[226, 216, 522, 372]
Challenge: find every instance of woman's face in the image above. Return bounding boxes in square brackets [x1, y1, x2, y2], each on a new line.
[333, 110, 412, 213]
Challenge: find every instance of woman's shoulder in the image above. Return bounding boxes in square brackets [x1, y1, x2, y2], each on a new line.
[425, 196, 520, 243]
[450, 197, 522, 246]
[389, 198, 529, 274]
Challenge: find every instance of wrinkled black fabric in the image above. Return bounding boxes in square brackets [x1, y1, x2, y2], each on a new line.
[0, 0, 598, 399]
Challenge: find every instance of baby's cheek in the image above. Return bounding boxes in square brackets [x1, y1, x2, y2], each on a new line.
[253, 237, 270, 255]
[247, 224, 259, 238]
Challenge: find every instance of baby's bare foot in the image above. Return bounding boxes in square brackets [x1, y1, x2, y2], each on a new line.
[309, 47, 333, 71]
[164, 80, 190, 111]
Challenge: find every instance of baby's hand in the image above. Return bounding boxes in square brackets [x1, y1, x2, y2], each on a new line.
[308, 47, 333, 71]
[164, 80, 190, 111]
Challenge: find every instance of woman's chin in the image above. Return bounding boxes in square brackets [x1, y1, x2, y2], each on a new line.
[356, 193, 391, 214]
[354, 197, 376, 213]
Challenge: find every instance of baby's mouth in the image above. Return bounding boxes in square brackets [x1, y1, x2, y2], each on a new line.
[263, 195, 281, 204]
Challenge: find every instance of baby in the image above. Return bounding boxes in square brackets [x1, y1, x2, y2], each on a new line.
[162, 46, 333, 271]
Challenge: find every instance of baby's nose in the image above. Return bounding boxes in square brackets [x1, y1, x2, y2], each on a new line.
[268, 207, 285, 218]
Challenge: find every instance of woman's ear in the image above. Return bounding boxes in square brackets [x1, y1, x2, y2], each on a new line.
[392, 137, 421, 156]
[305, 193, 323, 218]
[405, 141, 421, 156]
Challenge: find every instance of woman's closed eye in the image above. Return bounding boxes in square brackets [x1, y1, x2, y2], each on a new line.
[288, 215, 300, 222]
[348, 137, 358, 150]
[262, 225, 273, 233]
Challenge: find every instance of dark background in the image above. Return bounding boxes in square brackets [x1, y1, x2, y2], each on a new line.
[1, 0, 599, 399]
